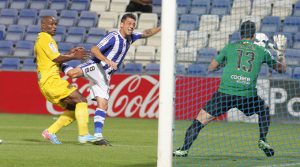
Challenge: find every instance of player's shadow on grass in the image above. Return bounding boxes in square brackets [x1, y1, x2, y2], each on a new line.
[22, 139, 44, 143]
[188, 155, 266, 161]
[122, 162, 156, 167]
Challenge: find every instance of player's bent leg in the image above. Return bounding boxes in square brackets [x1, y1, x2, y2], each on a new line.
[196, 109, 215, 125]
[173, 109, 213, 157]
[66, 67, 84, 78]
[47, 111, 76, 134]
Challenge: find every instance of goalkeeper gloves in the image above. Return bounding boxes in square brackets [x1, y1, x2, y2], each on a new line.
[273, 34, 287, 58]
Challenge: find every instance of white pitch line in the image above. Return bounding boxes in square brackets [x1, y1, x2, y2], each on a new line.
[254, 162, 300, 167]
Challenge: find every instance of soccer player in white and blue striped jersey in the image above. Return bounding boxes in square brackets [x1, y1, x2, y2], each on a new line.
[62, 13, 160, 145]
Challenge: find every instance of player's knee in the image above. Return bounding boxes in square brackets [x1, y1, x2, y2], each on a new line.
[70, 90, 87, 103]
[65, 103, 76, 111]
[67, 70, 79, 78]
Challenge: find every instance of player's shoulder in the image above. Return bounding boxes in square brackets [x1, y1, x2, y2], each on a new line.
[37, 32, 53, 42]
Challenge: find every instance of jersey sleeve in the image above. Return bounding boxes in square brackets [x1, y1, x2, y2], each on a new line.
[264, 49, 277, 67]
[38, 34, 60, 60]
[131, 32, 142, 43]
[214, 45, 228, 64]
[96, 32, 115, 52]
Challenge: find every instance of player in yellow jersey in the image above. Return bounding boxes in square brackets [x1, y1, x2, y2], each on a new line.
[34, 16, 98, 144]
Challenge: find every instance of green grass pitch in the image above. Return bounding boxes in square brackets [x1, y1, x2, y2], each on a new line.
[1, 113, 299, 167]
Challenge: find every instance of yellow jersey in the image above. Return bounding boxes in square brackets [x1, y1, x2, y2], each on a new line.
[34, 32, 76, 105]
[34, 32, 60, 85]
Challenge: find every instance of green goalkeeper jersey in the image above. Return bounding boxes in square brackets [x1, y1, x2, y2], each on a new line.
[215, 39, 277, 97]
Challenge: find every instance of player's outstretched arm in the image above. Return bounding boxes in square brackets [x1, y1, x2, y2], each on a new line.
[141, 27, 161, 38]
[208, 59, 220, 72]
[272, 34, 287, 73]
[53, 47, 88, 64]
[91, 46, 118, 70]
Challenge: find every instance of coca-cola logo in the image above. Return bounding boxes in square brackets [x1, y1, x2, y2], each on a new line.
[46, 75, 159, 119]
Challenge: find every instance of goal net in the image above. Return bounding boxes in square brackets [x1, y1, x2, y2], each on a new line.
[171, 0, 300, 166]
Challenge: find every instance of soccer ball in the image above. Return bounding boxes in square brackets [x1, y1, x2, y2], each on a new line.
[254, 33, 269, 48]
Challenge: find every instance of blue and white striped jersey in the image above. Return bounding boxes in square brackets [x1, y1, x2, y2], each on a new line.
[90, 30, 142, 73]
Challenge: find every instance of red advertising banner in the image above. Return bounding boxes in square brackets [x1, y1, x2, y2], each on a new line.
[0, 71, 221, 120]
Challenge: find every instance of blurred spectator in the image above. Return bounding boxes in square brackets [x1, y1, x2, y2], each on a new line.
[126, 0, 152, 13]
[0, 31, 3, 40]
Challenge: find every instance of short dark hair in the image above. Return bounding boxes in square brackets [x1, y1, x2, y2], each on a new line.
[240, 20, 256, 38]
[121, 13, 136, 22]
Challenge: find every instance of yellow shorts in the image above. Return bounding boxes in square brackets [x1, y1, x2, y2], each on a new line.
[39, 76, 77, 105]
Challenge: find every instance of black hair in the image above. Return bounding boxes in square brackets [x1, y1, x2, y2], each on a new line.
[240, 20, 256, 38]
[121, 13, 136, 22]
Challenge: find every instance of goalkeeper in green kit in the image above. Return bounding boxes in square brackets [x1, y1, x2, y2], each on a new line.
[173, 21, 287, 157]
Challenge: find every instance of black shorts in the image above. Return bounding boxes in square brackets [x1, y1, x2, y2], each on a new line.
[204, 91, 267, 117]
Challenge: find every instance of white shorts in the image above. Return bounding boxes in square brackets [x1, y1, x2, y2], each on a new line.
[79, 62, 111, 101]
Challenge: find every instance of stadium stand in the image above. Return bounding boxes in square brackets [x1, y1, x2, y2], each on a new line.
[0, 40, 13, 57]
[10, 0, 29, 9]
[283, 16, 300, 34]
[145, 63, 160, 74]
[69, 0, 91, 11]
[175, 63, 186, 74]
[293, 32, 300, 48]
[0, 8, 18, 25]
[177, 0, 191, 15]
[17, 9, 38, 26]
[292, 67, 300, 79]
[77, 11, 98, 28]
[178, 14, 200, 31]
[58, 42, 75, 54]
[294, 0, 300, 17]
[190, 0, 210, 15]
[124, 45, 136, 63]
[138, 13, 158, 29]
[260, 16, 281, 34]
[196, 48, 218, 63]
[58, 10, 79, 27]
[251, 0, 272, 18]
[187, 63, 208, 76]
[29, 0, 48, 10]
[65, 26, 86, 43]
[13, 41, 34, 57]
[211, 0, 231, 16]
[1, 57, 20, 70]
[5, 24, 25, 41]
[231, 0, 251, 17]
[146, 31, 161, 47]
[123, 62, 143, 74]
[97, 11, 119, 30]
[152, 0, 162, 14]
[49, 0, 69, 11]
[199, 14, 219, 33]
[177, 47, 197, 63]
[0, 0, 9, 8]
[110, 0, 129, 13]
[53, 25, 67, 42]
[187, 31, 208, 49]
[135, 45, 156, 66]
[272, 0, 293, 19]
[90, 0, 111, 14]
[21, 58, 36, 71]
[85, 27, 106, 44]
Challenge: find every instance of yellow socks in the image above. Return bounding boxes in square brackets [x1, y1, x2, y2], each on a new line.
[48, 111, 75, 134]
[75, 102, 89, 136]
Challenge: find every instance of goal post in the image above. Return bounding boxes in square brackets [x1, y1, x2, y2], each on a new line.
[157, 0, 176, 167]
